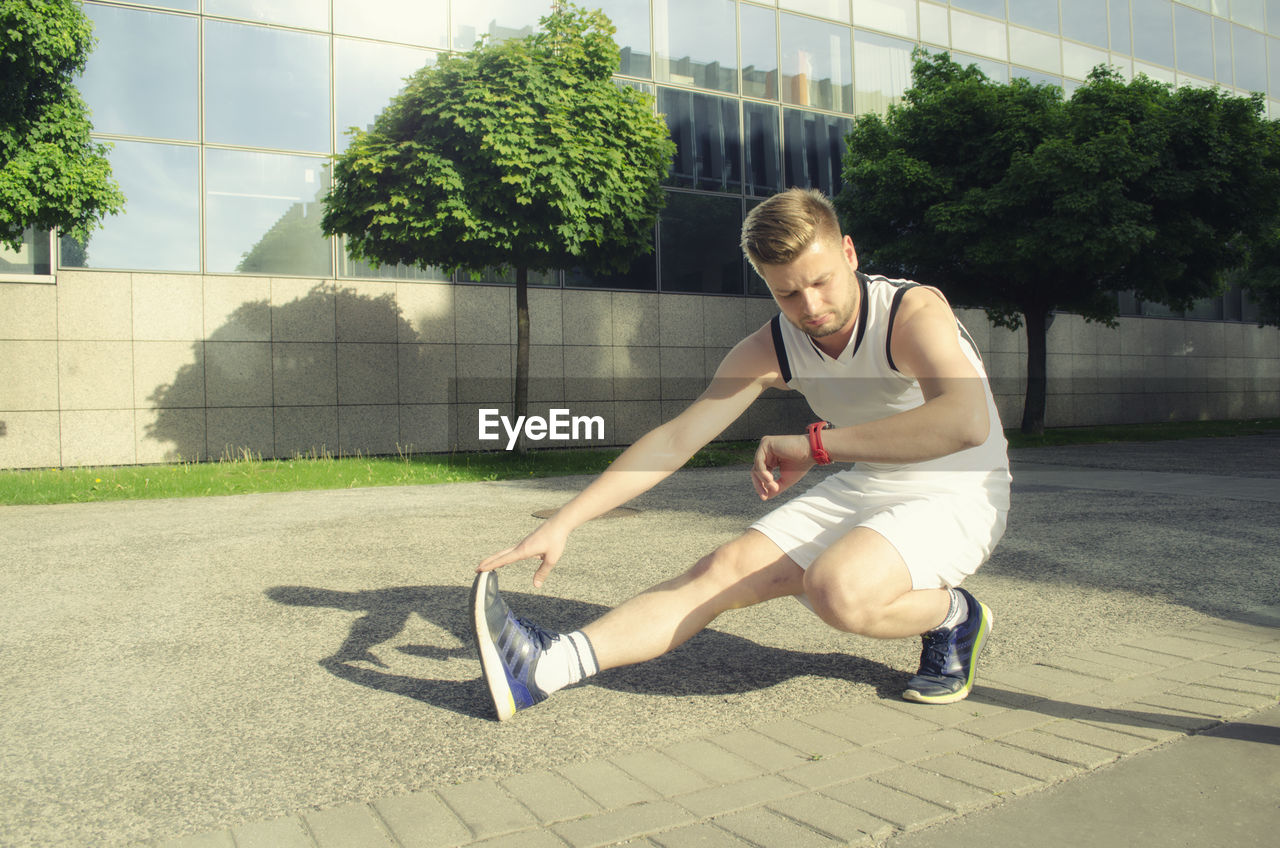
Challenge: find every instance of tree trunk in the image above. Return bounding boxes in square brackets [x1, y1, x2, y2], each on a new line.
[514, 266, 531, 455]
[1020, 307, 1049, 435]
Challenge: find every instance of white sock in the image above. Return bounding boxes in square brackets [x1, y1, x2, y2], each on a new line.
[533, 630, 599, 695]
[936, 588, 968, 632]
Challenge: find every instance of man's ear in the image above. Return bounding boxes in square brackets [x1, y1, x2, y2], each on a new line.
[842, 235, 859, 271]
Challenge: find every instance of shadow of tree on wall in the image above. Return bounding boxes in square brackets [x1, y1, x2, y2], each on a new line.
[144, 284, 483, 463]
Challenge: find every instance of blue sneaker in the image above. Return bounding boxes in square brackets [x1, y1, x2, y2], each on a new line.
[471, 570, 555, 721]
[902, 588, 993, 705]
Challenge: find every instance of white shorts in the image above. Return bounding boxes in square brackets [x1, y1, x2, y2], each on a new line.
[749, 467, 1010, 591]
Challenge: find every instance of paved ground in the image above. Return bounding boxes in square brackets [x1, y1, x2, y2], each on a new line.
[1, 434, 1277, 847]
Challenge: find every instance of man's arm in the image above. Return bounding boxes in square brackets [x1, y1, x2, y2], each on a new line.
[752, 288, 990, 499]
[479, 324, 784, 586]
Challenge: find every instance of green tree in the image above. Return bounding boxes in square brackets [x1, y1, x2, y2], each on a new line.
[323, 4, 674, 447]
[839, 51, 1280, 434]
[0, 0, 124, 251]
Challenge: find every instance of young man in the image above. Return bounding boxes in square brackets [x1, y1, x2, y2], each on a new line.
[473, 188, 1010, 721]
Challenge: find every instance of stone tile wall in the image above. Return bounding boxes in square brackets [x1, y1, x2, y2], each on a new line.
[0, 271, 1277, 469]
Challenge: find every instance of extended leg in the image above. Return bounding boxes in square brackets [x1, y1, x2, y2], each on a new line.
[472, 529, 803, 720]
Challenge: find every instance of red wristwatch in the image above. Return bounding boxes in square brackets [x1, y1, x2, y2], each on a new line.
[806, 421, 833, 465]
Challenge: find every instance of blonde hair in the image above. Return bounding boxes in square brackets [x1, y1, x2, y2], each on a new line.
[740, 188, 843, 271]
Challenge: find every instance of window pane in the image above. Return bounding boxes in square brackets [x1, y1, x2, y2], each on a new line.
[659, 192, 743, 294]
[783, 109, 851, 196]
[744, 102, 782, 196]
[1013, 66, 1063, 87]
[1008, 0, 1060, 33]
[1175, 6, 1214, 79]
[780, 0, 850, 24]
[654, 0, 738, 93]
[78, 4, 197, 140]
[1062, 40, 1109, 79]
[1110, 0, 1132, 54]
[781, 13, 853, 112]
[132, 0, 197, 9]
[950, 0, 1005, 17]
[920, 1, 950, 45]
[1131, 0, 1174, 67]
[741, 2, 779, 99]
[852, 0, 918, 40]
[565, 236, 657, 290]
[334, 0, 448, 49]
[1010, 26, 1062, 73]
[1233, 25, 1268, 91]
[1272, 37, 1280, 96]
[1, 228, 51, 275]
[593, 0, 653, 77]
[1214, 18, 1234, 82]
[1270, 0, 1280, 36]
[452, 0, 542, 50]
[206, 149, 332, 276]
[1232, 0, 1267, 29]
[204, 0, 328, 29]
[335, 39, 435, 153]
[951, 9, 1009, 61]
[660, 89, 742, 193]
[60, 141, 199, 272]
[205, 21, 331, 153]
[1062, 0, 1108, 48]
[854, 30, 914, 115]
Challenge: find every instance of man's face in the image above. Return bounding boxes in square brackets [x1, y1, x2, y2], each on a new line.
[759, 235, 860, 341]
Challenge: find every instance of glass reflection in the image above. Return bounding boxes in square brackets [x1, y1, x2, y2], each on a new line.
[783, 109, 851, 196]
[452, 0, 542, 50]
[780, 13, 853, 112]
[205, 149, 332, 276]
[780, 0, 850, 24]
[854, 30, 913, 115]
[334, 0, 448, 49]
[566, 244, 657, 290]
[659, 192, 743, 294]
[593, 0, 653, 78]
[660, 88, 742, 193]
[951, 9, 1009, 61]
[1174, 6, 1214, 79]
[1010, 26, 1062, 74]
[1131, 0, 1174, 67]
[1214, 18, 1233, 83]
[1008, 0, 1060, 33]
[1232, 0, 1266, 29]
[204, 0, 328, 30]
[1062, 0, 1109, 48]
[950, 0, 1005, 17]
[654, 0, 738, 93]
[741, 2, 779, 99]
[335, 39, 435, 153]
[60, 141, 199, 272]
[1, 228, 51, 275]
[1232, 25, 1268, 91]
[744, 102, 782, 197]
[852, 0, 918, 40]
[204, 21, 330, 153]
[78, 4, 197, 140]
[1110, 0, 1132, 55]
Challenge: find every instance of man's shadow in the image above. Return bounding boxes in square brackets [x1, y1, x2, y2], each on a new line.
[266, 583, 910, 720]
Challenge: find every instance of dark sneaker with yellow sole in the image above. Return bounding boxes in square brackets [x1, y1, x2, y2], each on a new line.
[902, 588, 993, 705]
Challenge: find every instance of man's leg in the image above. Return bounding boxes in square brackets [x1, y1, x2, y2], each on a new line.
[582, 528, 805, 671]
[472, 529, 804, 720]
[800, 526, 993, 705]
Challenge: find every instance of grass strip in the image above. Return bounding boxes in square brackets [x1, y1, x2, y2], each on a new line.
[1, 418, 1276, 507]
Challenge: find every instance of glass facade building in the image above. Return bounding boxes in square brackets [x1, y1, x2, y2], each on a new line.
[3, 0, 1279, 314]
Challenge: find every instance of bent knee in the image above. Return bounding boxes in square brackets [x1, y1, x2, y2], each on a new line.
[803, 571, 885, 634]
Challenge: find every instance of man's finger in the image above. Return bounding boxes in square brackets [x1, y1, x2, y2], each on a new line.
[477, 546, 526, 572]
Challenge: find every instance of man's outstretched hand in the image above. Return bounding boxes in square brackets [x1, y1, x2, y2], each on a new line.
[477, 521, 568, 589]
[751, 434, 816, 501]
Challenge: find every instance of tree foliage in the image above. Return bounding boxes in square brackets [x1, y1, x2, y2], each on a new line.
[0, 0, 124, 251]
[839, 51, 1280, 433]
[323, 5, 673, 278]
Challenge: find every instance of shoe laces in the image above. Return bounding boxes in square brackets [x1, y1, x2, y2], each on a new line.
[512, 615, 558, 651]
[918, 628, 952, 676]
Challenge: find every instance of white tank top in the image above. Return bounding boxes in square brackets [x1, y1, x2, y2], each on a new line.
[769, 272, 1010, 499]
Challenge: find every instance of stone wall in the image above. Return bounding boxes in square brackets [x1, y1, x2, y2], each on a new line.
[1, 271, 1277, 469]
